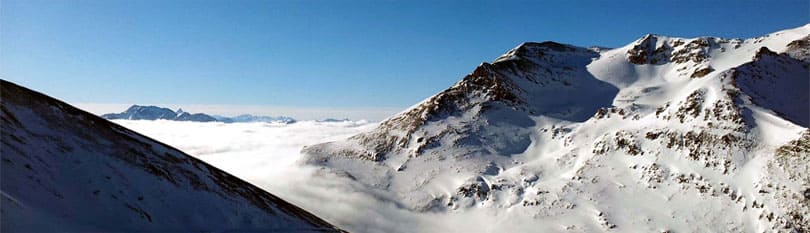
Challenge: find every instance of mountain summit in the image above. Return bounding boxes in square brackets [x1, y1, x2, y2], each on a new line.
[303, 25, 810, 232]
[101, 105, 219, 122]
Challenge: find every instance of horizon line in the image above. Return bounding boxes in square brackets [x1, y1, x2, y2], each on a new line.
[73, 102, 407, 121]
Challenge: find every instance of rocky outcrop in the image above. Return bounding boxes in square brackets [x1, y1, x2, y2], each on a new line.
[785, 35, 810, 62]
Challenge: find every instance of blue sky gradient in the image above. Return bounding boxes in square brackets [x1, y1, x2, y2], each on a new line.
[2, 0, 808, 109]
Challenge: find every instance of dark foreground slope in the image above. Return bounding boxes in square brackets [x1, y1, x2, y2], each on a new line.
[0, 80, 344, 232]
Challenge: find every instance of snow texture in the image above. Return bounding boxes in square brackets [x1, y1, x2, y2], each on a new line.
[0, 80, 344, 232]
[302, 24, 810, 232]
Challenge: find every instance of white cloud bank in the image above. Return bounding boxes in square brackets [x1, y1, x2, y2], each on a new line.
[113, 120, 544, 233]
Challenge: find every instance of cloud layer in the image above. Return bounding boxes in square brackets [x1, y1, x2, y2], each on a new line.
[112, 120, 541, 233]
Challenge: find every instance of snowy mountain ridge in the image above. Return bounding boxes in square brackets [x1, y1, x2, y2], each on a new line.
[302, 24, 810, 232]
[0, 80, 344, 232]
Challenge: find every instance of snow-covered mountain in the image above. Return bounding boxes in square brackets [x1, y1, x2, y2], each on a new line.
[102, 105, 218, 122]
[0, 80, 344, 232]
[102, 105, 182, 121]
[303, 25, 810, 232]
[102, 105, 296, 123]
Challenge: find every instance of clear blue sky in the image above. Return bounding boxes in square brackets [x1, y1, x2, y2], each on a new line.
[2, 0, 808, 108]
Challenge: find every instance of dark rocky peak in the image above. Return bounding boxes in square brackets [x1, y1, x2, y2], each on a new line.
[627, 34, 673, 65]
[127, 105, 170, 112]
[495, 41, 591, 63]
[460, 63, 524, 105]
[636, 33, 660, 44]
[376, 61, 525, 134]
[631, 34, 669, 47]
[129, 105, 175, 115]
[103, 105, 215, 122]
[470, 62, 494, 77]
[754, 47, 780, 59]
[516, 41, 577, 53]
[103, 105, 177, 120]
[125, 104, 143, 112]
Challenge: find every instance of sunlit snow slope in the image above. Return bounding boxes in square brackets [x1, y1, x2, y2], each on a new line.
[0, 80, 345, 232]
[303, 25, 810, 232]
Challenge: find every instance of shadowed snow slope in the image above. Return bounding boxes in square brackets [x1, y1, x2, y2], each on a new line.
[303, 25, 810, 232]
[0, 80, 345, 232]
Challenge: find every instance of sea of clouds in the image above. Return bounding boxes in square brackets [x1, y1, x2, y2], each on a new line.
[113, 120, 542, 233]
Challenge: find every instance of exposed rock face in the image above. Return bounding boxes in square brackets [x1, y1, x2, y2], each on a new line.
[302, 24, 810, 232]
[627, 34, 673, 65]
[626, 35, 719, 66]
[764, 131, 810, 231]
[690, 66, 715, 78]
[785, 35, 810, 62]
[1, 80, 344, 232]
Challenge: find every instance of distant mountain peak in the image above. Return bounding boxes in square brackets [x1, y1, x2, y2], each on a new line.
[101, 106, 295, 123]
[102, 105, 177, 121]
